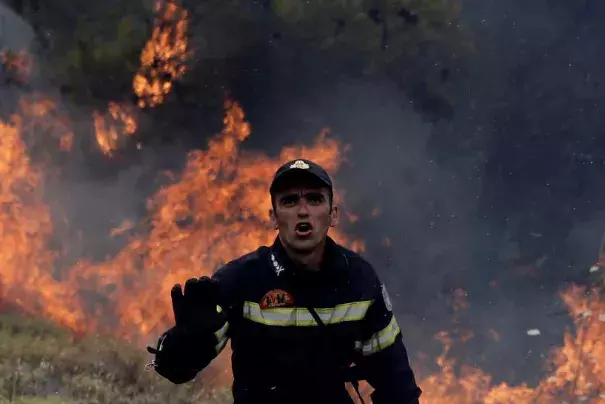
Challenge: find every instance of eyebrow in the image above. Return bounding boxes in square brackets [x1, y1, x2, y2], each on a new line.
[281, 188, 325, 194]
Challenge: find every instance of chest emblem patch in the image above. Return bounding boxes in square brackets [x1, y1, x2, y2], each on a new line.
[260, 289, 295, 309]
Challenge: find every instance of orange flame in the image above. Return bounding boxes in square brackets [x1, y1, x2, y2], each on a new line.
[93, 102, 137, 156]
[18, 94, 74, 153]
[0, 114, 86, 332]
[133, 0, 190, 108]
[92, 0, 189, 155]
[410, 279, 605, 403]
[0, 97, 358, 341]
[1, 91, 605, 401]
[537, 283, 605, 401]
[1, 21, 604, 397]
[349, 277, 605, 403]
[72, 100, 359, 340]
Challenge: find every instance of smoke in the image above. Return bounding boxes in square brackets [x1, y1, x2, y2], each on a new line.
[224, 0, 605, 384]
[3, 0, 605, 390]
[452, 0, 605, 265]
[417, 0, 605, 382]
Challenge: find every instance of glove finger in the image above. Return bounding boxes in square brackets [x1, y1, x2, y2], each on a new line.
[189, 277, 217, 308]
[197, 276, 220, 305]
[171, 283, 185, 327]
[183, 278, 199, 298]
[147, 346, 158, 354]
[183, 278, 200, 309]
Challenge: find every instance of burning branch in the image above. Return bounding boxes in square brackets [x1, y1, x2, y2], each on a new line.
[92, 102, 137, 156]
[90, 0, 191, 155]
[133, 0, 191, 108]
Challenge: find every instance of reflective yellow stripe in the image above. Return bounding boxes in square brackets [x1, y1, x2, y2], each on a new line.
[362, 315, 400, 356]
[242, 300, 372, 326]
[214, 320, 229, 354]
[213, 305, 229, 354]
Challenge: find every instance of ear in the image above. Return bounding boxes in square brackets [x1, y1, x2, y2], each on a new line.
[329, 205, 339, 227]
[269, 208, 279, 230]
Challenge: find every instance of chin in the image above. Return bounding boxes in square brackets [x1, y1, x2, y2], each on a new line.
[289, 239, 320, 253]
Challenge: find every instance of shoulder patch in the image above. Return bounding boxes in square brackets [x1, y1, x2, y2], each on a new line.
[381, 284, 393, 312]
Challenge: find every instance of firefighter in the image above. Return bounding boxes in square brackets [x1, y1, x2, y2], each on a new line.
[147, 158, 422, 404]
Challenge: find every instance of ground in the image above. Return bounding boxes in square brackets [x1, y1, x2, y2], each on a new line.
[0, 312, 231, 404]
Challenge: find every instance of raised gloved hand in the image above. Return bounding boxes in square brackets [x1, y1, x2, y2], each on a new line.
[170, 276, 224, 333]
[146, 276, 226, 381]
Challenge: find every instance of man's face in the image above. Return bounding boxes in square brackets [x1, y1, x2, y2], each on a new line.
[270, 184, 338, 254]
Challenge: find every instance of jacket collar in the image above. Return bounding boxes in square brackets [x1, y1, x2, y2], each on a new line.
[268, 235, 349, 280]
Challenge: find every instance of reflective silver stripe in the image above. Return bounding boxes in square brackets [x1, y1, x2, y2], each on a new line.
[242, 301, 372, 326]
[215, 333, 229, 354]
[214, 320, 229, 354]
[362, 315, 401, 356]
[214, 319, 229, 340]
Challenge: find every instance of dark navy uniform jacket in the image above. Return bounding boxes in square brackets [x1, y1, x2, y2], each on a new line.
[183, 236, 421, 404]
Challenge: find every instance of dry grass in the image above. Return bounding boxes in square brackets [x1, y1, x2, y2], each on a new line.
[0, 313, 232, 404]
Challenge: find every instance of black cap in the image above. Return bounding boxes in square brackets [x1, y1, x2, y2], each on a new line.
[269, 159, 333, 194]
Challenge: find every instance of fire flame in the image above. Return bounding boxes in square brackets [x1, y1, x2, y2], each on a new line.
[73, 99, 358, 339]
[0, 96, 357, 339]
[350, 278, 604, 403]
[92, 0, 190, 155]
[133, 0, 190, 109]
[0, 114, 82, 330]
[2, 88, 604, 401]
[415, 280, 605, 403]
[18, 94, 74, 153]
[93, 102, 137, 156]
[0, 2, 603, 401]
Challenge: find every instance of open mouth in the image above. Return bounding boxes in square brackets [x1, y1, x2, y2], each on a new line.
[295, 222, 313, 237]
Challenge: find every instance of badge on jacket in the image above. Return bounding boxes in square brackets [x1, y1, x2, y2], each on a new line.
[270, 253, 285, 276]
[260, 289, 295, 309]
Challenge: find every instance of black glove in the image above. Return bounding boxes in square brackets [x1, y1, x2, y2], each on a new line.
[146, 276, 226, 381]
[179, 276, 224, 332]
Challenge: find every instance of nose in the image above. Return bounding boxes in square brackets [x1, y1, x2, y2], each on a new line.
[296, 199, 310, 217]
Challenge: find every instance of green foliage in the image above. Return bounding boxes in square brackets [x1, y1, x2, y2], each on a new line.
[33, 0, 472, 116]
[275, 0, 472, 107]
[187, 0, 472, 116]
[190, 0, 470, 68]
[0, 313, 232, 404]
[40, 2, 151, 100]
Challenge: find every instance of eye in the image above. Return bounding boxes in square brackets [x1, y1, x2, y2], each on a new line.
[305, 192, 325, 205]
[280, 194, 299, 207]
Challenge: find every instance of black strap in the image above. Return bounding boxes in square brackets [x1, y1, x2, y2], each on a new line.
[307, 307, 366, 404]
[307, 306, 325, 327]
